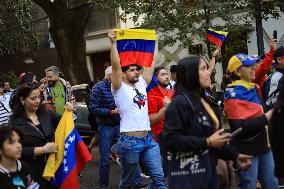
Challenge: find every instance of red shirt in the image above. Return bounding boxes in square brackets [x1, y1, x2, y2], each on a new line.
[253, 49, 274, 88]
[148, 85, 173, 141]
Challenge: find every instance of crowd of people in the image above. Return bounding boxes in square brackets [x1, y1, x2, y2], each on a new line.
[0, 29, 283, 189]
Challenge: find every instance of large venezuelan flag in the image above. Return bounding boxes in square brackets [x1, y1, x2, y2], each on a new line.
[43, 111, 92, 189]
[116, 29, 157, 67]
[206, 28, 228, 47]
[224, 80, 263, 120]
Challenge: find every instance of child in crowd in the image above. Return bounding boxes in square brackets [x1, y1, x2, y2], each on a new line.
[0, 125, 40, 189]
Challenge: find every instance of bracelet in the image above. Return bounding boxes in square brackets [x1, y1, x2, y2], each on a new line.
[42, 146, 46, 154]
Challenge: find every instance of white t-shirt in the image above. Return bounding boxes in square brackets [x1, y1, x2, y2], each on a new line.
[112, 77, 151, 132]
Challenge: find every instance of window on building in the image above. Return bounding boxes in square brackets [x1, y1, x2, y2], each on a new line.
[86, 7, 116, 34]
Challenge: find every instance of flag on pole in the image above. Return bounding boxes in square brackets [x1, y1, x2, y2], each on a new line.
[206, 28, 228, 47]
[43, 111, 92, 189]
[116, 29, 157, 67]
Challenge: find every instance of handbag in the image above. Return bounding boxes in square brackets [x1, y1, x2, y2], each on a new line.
[168, 150, 215, 189]
[167, 93, 216, 189]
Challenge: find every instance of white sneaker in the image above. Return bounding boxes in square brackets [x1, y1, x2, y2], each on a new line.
[140, 172, 150, 179]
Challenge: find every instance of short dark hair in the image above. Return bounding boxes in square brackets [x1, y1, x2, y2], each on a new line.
[273, 46, 284, 64]
[174, 56, 203, 97]
[121, 64, 142, 72]
[20, 72, 35, 85]
[153, 66, 166, 77]
[170, 65, 177, 73]
[0, 125, 24, 160]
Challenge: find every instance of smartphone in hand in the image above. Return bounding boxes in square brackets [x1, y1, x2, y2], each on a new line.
[231, 127, 242, 139]
[273, 30, 277, 41]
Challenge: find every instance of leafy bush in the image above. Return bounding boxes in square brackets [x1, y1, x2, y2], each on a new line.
[0, 71, 20, 88]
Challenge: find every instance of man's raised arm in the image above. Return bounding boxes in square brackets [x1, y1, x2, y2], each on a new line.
[142, 39, 158, 85]
[109, 31, 122, 90]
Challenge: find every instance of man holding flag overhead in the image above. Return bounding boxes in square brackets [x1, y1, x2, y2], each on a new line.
[43, 110, 92, 189]
[109, 29, 167, 189]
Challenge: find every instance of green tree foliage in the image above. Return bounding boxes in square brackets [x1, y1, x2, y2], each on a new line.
[0, 0, 38, 57]
[114, 0, 250, 49]
[0, 71, 20, 88]
[238, 0, 284, 21]
[113, 0, 283, 52]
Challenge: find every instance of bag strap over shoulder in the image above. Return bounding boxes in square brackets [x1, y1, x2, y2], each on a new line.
[181, 93, 195, 112]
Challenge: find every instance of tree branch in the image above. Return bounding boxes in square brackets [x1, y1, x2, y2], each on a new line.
[71, 3, 94, 33]
[32, 0, 55, 16]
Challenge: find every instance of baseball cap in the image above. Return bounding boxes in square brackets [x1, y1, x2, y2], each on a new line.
[273, 45, 284, 63]
[227, 53, 259, 73]
[250, 54, 261, 61]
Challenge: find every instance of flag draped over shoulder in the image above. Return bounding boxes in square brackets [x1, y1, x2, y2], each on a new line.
[116, 29, 157, 67]
[146, 76, 161, 93]
[224, 80, 263, 120]
[43, 111, 92, 189]
[147, 76, 174, 97]
[206, 28, 228, 47]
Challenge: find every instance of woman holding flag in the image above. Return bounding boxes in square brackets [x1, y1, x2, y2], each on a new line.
[224, 54, 279, 189]
[11, 82, 74, 189]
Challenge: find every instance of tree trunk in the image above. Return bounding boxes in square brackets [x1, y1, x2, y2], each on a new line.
[49, 25, 88, 84]
[32, 0, 94, 84]
[255, 0, 265, 57]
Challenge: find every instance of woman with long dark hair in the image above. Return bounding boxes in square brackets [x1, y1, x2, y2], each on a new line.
[10, 82, 73, 189]
[164, 56, 251, 189]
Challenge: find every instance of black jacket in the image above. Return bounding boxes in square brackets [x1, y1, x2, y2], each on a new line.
[271, 102, 284, 177]
[164, 92, 238, 161]
[228, 116, 269, 155]
[0, 161, 40, 189]
[11, 110, 60, 189]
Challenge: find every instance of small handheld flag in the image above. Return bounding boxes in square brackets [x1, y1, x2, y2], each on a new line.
[43, 111, 92, 189]
[206, 28, 228, 47]
[116, 29, 157, 67]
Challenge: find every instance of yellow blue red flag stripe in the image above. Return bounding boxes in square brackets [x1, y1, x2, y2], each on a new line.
[206, 28, 228, 47]
[43, 111, 92, 189]
[224, 81, 263, 120]
[116, 29, 157, 67]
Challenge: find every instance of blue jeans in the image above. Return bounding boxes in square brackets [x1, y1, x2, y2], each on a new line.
[98, 124, 120, 187]
[113, 133, 167, 189]
[236, 149, 279, 189]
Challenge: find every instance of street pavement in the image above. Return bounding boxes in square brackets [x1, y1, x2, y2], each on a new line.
[79, 146, 152, 189]
[79, 146, 121, 189]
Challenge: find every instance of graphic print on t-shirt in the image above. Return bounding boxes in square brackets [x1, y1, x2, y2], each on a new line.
[133, 88, 147, 109]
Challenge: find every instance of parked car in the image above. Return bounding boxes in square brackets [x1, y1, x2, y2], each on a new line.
[72, 84, 94, 140]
